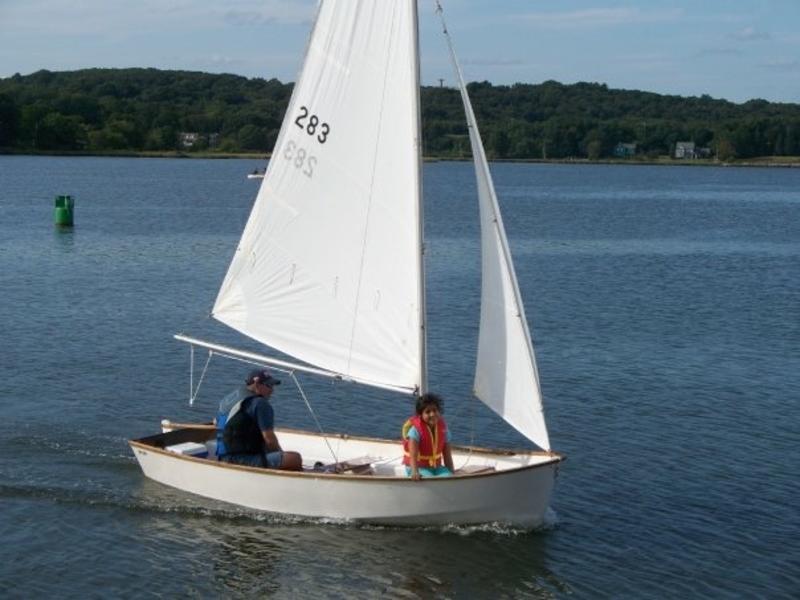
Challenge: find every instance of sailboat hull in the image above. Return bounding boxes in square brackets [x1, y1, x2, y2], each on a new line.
[130, 427, 563, 528]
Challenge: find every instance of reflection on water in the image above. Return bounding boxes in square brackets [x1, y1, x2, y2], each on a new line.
[123, 471, 568, 597]
[53, 226, 76, 241]
[134, 505, 570, 598]
[211, 528, 284, 597]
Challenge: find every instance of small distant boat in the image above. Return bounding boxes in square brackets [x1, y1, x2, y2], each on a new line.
[130, 0, 564, 528]
[246, 170, 265, 179]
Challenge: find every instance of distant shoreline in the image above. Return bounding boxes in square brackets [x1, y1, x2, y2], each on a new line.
[2, 149, 799, 168]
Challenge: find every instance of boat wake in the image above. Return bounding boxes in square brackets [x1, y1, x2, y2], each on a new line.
[1, 426, 135, 464]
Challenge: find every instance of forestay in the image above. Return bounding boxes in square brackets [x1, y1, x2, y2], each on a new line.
[213, 1, 425, 394]
[435, 3, 551, 451]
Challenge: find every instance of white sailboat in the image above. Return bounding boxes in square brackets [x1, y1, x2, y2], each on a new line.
[130, 0, 564, 528]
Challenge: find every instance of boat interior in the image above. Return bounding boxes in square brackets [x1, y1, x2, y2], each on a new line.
[131, 422, 561, 479]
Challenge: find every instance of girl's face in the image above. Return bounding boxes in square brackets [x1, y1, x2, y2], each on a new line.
[420, 404, 440, 427]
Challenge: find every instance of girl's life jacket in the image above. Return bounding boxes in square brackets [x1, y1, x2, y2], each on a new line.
[402, 414, 447, 468]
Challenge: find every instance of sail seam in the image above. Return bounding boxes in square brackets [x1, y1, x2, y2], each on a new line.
[344, 2, 404, 378]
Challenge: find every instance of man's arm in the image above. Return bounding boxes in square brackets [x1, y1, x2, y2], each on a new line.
[261, 429, 282, 453]
[253, 400, 280, 452]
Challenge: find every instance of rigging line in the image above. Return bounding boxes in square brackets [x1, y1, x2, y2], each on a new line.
[435, 0, 550, 450]
[465, 392, 475, 466]
[198, 349, 293, 377]
[291, 371, 339, 464]
[437, 0, 541, 379]
[437, 0, 474, 468]
[452, 389, 477, 469]
[183, 341, 337, 460]
[189, 343, 194, 405]
[197, 349, 296, 385]
[190, 350, 214, 407]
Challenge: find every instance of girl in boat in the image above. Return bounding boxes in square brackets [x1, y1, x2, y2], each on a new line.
[402, 393, 455, 479]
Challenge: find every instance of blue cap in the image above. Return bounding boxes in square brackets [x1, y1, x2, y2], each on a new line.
[246, 369, 281, 387]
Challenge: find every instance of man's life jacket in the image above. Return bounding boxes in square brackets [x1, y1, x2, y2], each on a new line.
[402, 414, 447, 468]
[215, 387, 247, 457]
[216, 394, 262, 457]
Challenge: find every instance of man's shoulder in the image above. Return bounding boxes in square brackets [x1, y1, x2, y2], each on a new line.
[218, 386, 249, 412]
[247, 396, 275, 430]
[246, 395, 273, 414]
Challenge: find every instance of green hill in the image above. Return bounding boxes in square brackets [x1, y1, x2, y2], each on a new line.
[1, 68, 799, 160]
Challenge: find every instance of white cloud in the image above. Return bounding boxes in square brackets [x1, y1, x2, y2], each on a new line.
[463, 58, 527, 67]
[511, 7, 683, 29]
[223, 2, 315, 27]
[0, 0, 315, 35]
[760, 58, 800, 71]
[692, 47, 743, 59]
[729, 26, 770, 41]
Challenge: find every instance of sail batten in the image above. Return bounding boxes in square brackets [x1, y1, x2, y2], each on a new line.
[213, 1, 423, 392]
[435, 2, 551, 450]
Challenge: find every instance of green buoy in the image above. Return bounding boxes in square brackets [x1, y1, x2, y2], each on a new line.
[54, 195, 75, 227]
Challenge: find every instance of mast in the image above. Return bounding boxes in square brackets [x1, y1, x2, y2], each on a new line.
[412, 0, 428, 395]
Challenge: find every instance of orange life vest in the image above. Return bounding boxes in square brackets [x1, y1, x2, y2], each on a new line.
[402, 415, 447, 468]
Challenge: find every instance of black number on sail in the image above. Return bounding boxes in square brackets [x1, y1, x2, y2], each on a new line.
[294, 106, 308, 128]
[295, 105, 330, 144]
[317, 123, 329, 144]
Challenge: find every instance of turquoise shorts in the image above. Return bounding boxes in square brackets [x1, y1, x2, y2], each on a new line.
[406, 466, 452, 478]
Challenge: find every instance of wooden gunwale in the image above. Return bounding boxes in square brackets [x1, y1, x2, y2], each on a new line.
[129, 427, 565, 483]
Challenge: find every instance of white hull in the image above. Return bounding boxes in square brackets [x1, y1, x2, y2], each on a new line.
[130, 427, 563, 527]
[246, 173, 264, 179]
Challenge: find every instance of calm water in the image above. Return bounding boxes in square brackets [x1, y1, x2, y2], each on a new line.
[1, 156, 798, 598]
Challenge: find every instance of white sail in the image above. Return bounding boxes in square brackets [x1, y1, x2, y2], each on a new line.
[436, 4, 551, 450]
[213, 1, 424, 393]
[134, 1, 563, 529]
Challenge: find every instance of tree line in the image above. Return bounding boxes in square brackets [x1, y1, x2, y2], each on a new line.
[1, 68, 800, 160]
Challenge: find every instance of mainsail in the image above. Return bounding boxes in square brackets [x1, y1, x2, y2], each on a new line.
[435, 3, 551, 451]
[213, 1, 425, 394]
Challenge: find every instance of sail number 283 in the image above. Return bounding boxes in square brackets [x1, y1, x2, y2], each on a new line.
[294, 106, 330, 144]
[284, 105, 329, 178]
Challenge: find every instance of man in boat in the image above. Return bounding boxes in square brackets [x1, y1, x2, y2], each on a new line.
[214, 368, 303, 471]
[402, 393, 455, 479]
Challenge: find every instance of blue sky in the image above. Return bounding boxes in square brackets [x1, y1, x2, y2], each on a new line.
[1, 0, 798, 104]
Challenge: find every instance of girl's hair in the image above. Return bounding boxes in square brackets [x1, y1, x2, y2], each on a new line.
[415, 392, 444, 415]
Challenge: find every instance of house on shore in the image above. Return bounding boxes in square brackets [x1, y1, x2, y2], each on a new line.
[614, 142, 637, 158]
[179, 132, 200, 149]
[675, 141, 713, 159]
[179, 132, 220, 149]
[675, 141, 696, 159]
